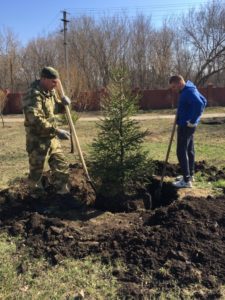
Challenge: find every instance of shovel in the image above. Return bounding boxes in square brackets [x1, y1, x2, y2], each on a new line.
[57, 79, 96, 192]
[155, 114, 177, 201]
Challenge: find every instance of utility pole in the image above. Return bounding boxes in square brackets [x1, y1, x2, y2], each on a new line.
[61, 10, 70, 91]
[61, 10, 75, 153]
[9, 57, 14, 92]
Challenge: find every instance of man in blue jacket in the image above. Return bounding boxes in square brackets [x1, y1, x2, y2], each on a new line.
[169, 75, 207, 188]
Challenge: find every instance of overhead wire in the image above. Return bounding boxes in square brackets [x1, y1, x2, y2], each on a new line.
[65, 1, 209, 14]
[62, 1, 210, 24]
[45, 12, 62, 32]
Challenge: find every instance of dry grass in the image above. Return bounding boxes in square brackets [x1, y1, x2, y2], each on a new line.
[1, 112, 225, 189]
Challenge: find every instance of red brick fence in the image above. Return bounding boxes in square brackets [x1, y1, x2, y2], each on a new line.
[3, 84, 225, 114]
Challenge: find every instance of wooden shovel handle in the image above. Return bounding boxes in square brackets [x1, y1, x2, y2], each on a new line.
[57, 80, 91, 182]
[160, 114, 177, 187]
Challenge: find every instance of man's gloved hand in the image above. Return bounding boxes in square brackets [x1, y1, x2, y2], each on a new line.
[187, 121, 196, 128]
[61, 95, 71, 106]
[56, 128, 71, 140]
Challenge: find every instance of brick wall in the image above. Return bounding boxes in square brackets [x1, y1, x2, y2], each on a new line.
[3, 84, 225, 114]
[3, 93, 23, 114]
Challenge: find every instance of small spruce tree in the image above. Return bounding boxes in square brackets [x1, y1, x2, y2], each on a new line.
[90, 68, 154, 198]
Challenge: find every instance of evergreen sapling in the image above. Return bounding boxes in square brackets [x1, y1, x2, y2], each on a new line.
[90, 69, 154, 198]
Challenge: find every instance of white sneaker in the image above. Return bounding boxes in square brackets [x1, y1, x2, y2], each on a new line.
[172, 179, 192, 188]
[175, 175, 195, 182]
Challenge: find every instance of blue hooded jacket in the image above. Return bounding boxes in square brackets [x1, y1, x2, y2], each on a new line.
[177, 81, 207, 126]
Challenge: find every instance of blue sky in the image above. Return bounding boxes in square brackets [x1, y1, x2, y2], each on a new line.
[0, 0, 208, 46]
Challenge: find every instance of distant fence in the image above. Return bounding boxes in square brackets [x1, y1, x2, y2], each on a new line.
[3, 84, 225, 114]
[3, 93, 23, 114]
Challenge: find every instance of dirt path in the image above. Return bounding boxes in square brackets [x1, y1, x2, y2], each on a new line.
[3, 112, 225, 123]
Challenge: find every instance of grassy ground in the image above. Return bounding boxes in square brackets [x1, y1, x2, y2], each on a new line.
[1, 114, 225, 183]
[1, 109, 225, 189]
[0, 233, 122, 299]
[78, 106, 225, 116]
[1, 109, 225, 299]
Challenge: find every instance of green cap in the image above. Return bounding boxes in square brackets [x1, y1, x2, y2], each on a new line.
[40, 66, 59, 79]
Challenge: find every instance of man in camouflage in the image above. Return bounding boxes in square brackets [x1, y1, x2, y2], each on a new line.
[23, 66, 71, 196]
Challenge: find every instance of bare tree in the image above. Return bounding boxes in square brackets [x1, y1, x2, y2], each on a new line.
[128, 14, 155, 89]
[151, 21, 174, 88]
[89, 14, 130, 86]
[0, 28, 22, 91]
[68, 16, 99, 89]
[171, 31, 195, 80]
[2, 2, 225, 94]
[68, 14, 130, 89]
[0, 88, 9, 127]
[182, 0, 225, 86]
[20, 35, 59, 87]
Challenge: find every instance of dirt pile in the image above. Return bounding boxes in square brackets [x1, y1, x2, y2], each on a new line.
[202, 117, 225, 125]
[154, 159, 225, 181]
[1, 161, 225, 298]
[1, 192, 225, 297]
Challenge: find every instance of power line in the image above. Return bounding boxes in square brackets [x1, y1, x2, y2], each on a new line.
[67, 2, 208, 9]
[61, 10, 70, 88]
[45, 12, 61, 32]
[65, 1, 209, 13]
[63, 1, 209, 24]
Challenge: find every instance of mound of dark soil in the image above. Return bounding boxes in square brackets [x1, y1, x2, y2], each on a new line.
[202, 117, 225, 125]
[1, 188, 225, 298]
[154, 159, 225, 181]
[1, 161, 225, 298]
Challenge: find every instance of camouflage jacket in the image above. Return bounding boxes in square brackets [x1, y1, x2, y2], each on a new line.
[23, 80, 62, 138]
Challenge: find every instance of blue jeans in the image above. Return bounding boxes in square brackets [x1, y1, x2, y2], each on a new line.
[177, 126, 196, 182]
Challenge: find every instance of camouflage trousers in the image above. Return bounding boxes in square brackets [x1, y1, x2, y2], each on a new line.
[26, 135, 69, 190]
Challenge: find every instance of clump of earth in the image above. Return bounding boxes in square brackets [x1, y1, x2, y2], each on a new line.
[0, 161, 225, 298]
